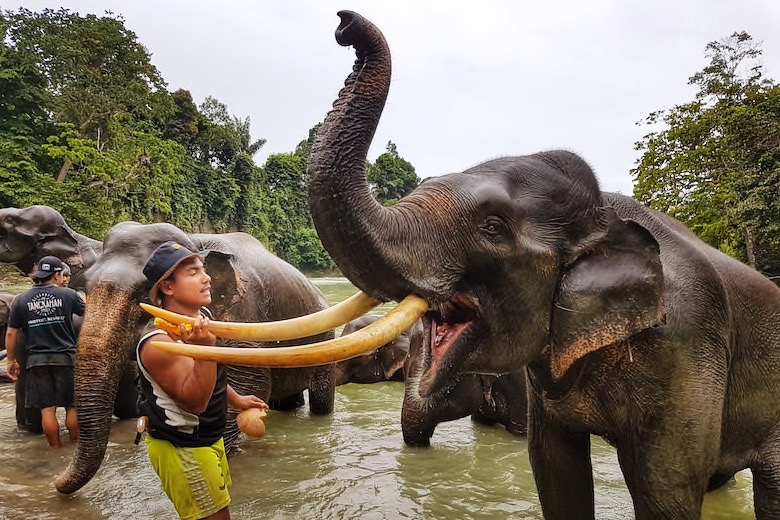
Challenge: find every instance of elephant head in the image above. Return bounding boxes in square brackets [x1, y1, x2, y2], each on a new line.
[0, 205, 102, 290]
[55, 221, 335, 495]
[333, 315, 417, 385]
[305, 11, 665, 395]
[402, 320, 528, 445]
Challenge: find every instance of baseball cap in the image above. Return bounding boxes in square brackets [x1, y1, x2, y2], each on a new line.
[33, 255, 64, 280]
[143, 241, 208, 303]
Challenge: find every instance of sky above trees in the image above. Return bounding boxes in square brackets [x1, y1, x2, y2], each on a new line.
[18, 0, 780, 195]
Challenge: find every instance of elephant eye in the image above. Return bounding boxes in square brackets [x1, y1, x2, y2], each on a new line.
[480, 217, 506, 239]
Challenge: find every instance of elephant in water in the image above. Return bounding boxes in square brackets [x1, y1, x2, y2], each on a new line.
[402, 320, 527, 445]
[334, 315, 528, 442]
[55, 221, 336, 495]
[293, 11, 780, 520]
[0, 206, 137, 420]
[333, 315, 414, 385]
[0, 205, 102, 291]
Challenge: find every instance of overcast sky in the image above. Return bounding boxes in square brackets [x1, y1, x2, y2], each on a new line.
[17, 1, 780, 194]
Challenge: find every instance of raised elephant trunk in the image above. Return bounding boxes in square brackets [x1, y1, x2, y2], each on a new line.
[308, 11, 449, 303]
[55, 283, 141, 494]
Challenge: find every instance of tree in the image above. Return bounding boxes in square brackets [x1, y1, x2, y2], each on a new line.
[3, 8, 169, 182]
[632, 31, 780, 276]
[367, 141, 420, 205]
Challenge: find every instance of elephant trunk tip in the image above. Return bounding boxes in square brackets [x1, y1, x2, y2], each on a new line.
[335, 10, 367, 47]
[54, 462, 90, 495]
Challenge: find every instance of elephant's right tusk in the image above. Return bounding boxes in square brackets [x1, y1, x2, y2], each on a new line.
[140, 291, 382, 341]
[148, 294, 428, 367]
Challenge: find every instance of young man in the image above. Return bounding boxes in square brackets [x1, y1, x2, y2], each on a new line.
[137, 241, 268, 520]
[5, 255, 84, 447]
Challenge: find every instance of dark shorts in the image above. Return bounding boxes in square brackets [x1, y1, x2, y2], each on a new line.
[25, 365, 75, 409]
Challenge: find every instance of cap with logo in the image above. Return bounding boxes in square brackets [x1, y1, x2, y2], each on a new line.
[33, 255, 64, 280]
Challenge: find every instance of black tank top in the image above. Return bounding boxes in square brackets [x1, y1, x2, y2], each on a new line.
[136, 319, 227, 447]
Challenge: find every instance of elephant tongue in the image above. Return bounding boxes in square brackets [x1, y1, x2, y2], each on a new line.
[431, 320, 468, 366]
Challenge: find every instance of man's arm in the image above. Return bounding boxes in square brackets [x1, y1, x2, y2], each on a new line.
[226, 384, 269, 412]
[139, 316, 218, 413]
[5, 327, 20, 381]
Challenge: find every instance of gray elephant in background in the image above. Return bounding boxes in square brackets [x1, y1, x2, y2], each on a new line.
[402, 321, 527, 445]
[0, 292, 13, 383]
[55, 221, 337, 496]
[0, 205, 136, 420]
[0, 205, 102, 291]
[333, 314, 413, 385]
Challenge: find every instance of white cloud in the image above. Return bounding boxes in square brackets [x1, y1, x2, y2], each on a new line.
[17, 0, 780, 194]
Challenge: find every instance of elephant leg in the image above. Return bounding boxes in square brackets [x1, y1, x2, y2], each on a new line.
[753, 430, 780, 519]
[112, 361, 139, 419]
[269, 394, 305, 410]
[308, 365, 335, 415]
[617, 442, 709, 519]
[528, 400, 594, 520]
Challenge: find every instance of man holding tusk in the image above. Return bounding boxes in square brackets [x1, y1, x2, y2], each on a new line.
[136, 241, 268, 520]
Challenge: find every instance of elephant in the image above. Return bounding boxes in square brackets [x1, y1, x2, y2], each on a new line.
[0, 205, 102, 291]
[402, 320, 527, 445]
[0, 294, 11, 383]
[333, 314, 414, 385]
[54, 221, 337, 495]
[298, 11, 780, 519]
[0, 205, 137, 421]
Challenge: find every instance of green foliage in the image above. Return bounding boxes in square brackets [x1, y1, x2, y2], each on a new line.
[367, 141, 420, 205]
[0, 8, 432, 274]
[633, 31, 780, 274]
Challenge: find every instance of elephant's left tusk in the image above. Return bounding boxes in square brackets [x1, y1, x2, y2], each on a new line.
[139, 291, 381, 341]
[148, 294, 428, 367]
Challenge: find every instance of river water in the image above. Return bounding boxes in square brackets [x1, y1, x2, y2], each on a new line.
[0, 278, 756, 519]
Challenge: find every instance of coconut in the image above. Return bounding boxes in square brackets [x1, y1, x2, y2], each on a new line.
[237, 408, 267, 438]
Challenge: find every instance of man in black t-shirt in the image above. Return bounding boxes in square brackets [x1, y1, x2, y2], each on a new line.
[5, 255, 85, 448]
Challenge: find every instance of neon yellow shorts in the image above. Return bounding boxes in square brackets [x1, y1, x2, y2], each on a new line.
[145, 435, 232, 520]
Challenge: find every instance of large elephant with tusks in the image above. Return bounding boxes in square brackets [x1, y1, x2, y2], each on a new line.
[54, 221, 336, 494]
[122, 12, 780, 519]
[299, 12, 780, 519]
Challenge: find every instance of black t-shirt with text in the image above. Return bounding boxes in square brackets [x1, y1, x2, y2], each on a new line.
[9, 283, 85, 366]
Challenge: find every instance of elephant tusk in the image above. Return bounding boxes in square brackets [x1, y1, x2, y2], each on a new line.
[139, 291, 382, 341]
[148, 294, 428, 367]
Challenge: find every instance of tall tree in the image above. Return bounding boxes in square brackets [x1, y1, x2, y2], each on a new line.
[632, 31, 779, 276]
[367, 141, 420, 205]
[3, 7, 169, 182]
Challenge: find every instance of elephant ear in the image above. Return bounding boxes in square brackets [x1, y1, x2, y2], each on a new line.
[203, 250, 241, 315]
[550, 207, 665, 380]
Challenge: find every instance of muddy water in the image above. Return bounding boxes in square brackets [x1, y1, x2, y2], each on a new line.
[0, 278, 756, 519]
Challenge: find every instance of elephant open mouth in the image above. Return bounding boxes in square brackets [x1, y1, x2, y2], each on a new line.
[420, 293, 480, 395]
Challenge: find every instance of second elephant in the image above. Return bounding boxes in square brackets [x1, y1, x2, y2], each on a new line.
[402, 322, 527, 445]
[56, 222, 337, 495]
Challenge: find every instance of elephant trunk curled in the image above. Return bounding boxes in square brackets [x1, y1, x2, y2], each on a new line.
[55, 283, 140, 494]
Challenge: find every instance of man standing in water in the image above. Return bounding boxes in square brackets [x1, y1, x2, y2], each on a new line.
[137, 241, 268, 520]
[5, 255, 84, 447]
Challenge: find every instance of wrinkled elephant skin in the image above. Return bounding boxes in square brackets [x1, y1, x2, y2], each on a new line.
[305, 11, 780, 519]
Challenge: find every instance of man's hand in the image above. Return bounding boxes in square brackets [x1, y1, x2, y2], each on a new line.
[229, 390, 269, 412]
[7, 360, 19, 382]
[166, 314, 216, 346]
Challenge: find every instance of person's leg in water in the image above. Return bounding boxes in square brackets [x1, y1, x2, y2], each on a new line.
[65, 407, 77, 442]
[40, 406, 61, 447]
